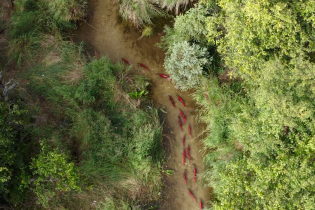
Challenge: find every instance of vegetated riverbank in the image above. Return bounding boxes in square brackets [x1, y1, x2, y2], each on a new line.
[1, 0, 164, 209]
[75, 0, 211, 209]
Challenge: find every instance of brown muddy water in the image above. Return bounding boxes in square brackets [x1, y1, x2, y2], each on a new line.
[75, 0, 211, 209]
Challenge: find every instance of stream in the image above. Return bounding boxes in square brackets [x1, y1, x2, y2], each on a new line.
[75, 0, 211, 209]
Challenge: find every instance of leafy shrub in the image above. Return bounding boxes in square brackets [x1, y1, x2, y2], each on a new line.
[31, 142, 81, 207]
[164, 41, 209, 90]
[159, 4, 211, 50]
[194, 69, 315, 209]
[160, 4, 214, 90]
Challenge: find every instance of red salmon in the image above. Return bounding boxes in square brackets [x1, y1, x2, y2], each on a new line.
[178, 96, 186, 107]
[122, 58, 131, 65]
[159, 74, 172, 81]
[159, 74, 169, 79]
[189, 190, 196, 202]
[180, 109, 186, 123]
[187, 146, 191, 159]
[94, 51, 99, 59]
[178, 117, 182, 131]
[169, 96, 175, 107]
[138, 63, 150, 71]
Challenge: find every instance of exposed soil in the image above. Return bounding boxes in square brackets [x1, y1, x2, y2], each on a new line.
[75, 0, 211, 209]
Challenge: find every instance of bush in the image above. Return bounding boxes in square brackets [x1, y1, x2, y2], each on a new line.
[31, 142, 81, 207]
[173, 4, 208, 42]
[164, 41, 209, 90]
[159, 4, 211, 50]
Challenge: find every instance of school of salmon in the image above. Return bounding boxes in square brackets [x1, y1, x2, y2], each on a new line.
[121, 58, 203, 209]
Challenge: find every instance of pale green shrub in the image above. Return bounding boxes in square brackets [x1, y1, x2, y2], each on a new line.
[164, 41, 209, 90]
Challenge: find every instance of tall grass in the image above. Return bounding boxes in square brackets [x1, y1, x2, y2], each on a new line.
[43, 0, 87, 22]
[118, 0, 166, 27]
[24, 40, 163, 209]
[158, 0, 192, 14]
[7, 0, 86, 67]
[5, 0, 163, 208]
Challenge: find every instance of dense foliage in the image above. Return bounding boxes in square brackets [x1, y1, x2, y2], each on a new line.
[159, 0, 315, 209]
[188, 0, 315, 209]
[31, 142, 81, 207]
[0, 77, 31, 204]
[1, 0, 164, 209]
[4, 0, 315, 209]
[160, 4, 209, 49]
[24, 42, 163, 209]
[206, 0, 315, 79]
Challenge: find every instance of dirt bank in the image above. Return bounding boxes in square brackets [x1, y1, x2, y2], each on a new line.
[75, 0, 211, 209]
